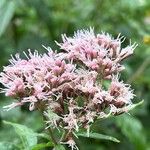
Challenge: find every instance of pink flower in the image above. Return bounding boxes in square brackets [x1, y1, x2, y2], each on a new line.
[62, 138, 79, 150]
[0, 28, 137, 146]
[63, 107, 79, 131]
[109, 75, 135, 106]
[57, 28, 137, 78]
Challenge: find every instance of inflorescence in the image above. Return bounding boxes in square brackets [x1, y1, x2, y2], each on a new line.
[0, 28, 137, 150]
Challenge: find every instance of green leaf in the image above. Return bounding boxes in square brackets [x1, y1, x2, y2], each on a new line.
[0, 0, 15, 36]
[44, 109, 60, 121]
[116, 115, 146, 150]
[3, 121, 37, 150]
[32, 142, 53, 150]
[77, 132, 120, 143]
[44, 109, 60, 128]
[125, 100, 144, 111]
[0, 142, 20, 150]
[111, 100, 144, 115]
[36, 133, 50, 140]
[54, 144, 66, 150]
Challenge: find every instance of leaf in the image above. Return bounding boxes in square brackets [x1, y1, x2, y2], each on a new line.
[113, 100, 144, 115]
[32, 142, 53, 150]
[36, 133, 50, 140]
[77, 132, 120, 143]
[116, 115, 146, 150]
[3, 121, 37, 150]
[54, 144, 66, 150]
[43, 109, 60, 128]
[0, 0, 15, 36]
[44, 109, 60, 121]
[0, 142, 20, 150]
[125, 100, 144, 111]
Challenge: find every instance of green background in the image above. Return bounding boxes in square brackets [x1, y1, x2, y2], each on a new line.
[0, 0, 150, 149]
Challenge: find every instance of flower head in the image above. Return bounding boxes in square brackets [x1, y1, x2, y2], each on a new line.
[57, 28, 137, 79]
[0, 28, 137, 149]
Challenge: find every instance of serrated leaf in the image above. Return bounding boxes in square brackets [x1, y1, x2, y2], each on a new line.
[54, 144, 66, 150]
[0, 0, 15, 36]
[0, 142, 20, 150]
[3, 121, 37, 150]
[32, 142, 53, 150]
[77, 132, 120, 143]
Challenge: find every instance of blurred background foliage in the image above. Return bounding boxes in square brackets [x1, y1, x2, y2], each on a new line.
[0, 0, 150, 149]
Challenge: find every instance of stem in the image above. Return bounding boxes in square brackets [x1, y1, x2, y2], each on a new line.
[37, 103, 58, 146]
[127, 57, 150, 83]
[42, 113, 58, 145]
[59, 130, 68, 142]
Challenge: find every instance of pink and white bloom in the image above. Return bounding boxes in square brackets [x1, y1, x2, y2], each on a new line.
[0, 28, 138, 149]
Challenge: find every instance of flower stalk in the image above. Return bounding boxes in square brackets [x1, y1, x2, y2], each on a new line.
[42, 113, 58, 145]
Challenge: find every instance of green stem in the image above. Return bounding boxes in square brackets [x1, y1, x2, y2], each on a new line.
[42, 113, 58, 146]
[127, 57, 150, 83]
[37, 102, 58, 145]
[59, 130, 68, 142]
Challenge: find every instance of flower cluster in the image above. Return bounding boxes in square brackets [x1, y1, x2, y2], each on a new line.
[58, 28, 137, 79]
[0, 28, 137, 149]
[0, 49, 76, 111]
